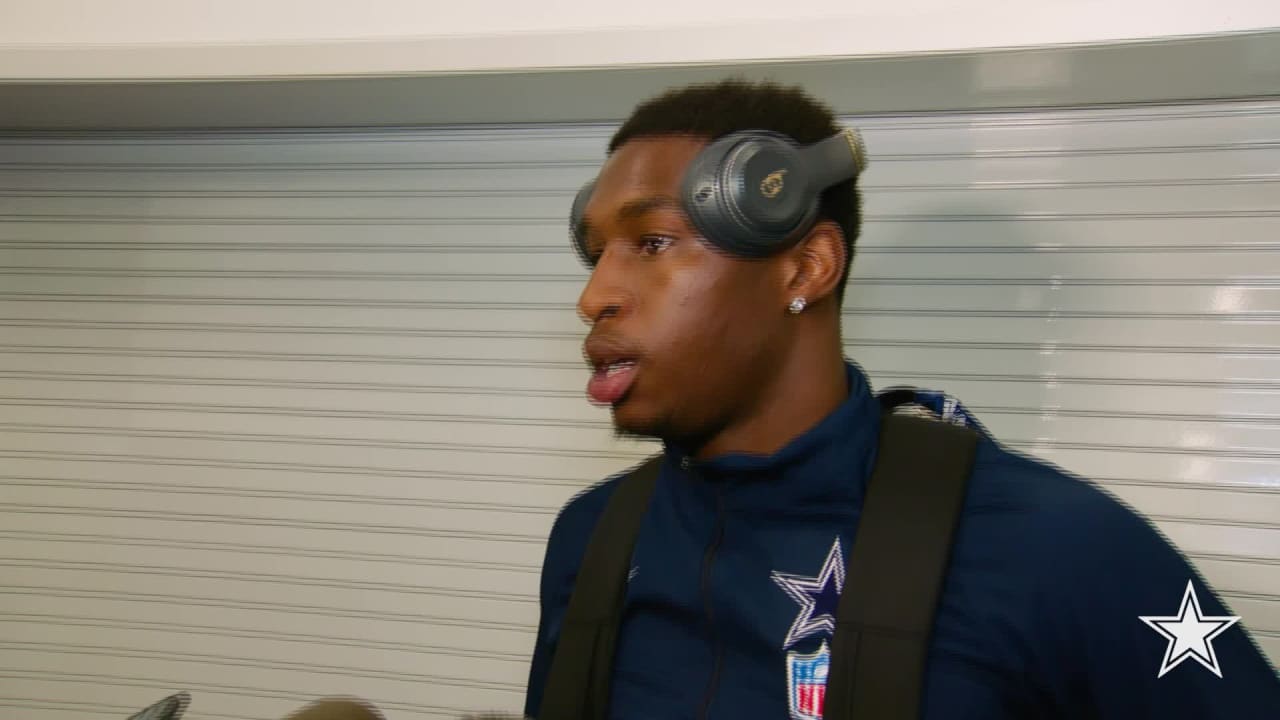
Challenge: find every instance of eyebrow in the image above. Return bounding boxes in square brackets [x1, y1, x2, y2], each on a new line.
[576, 194, 683, 243]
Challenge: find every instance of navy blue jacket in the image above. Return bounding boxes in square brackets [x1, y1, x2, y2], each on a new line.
[525, 362, 1279, 719]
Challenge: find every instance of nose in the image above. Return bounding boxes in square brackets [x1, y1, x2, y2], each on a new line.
[576, 243, 629, 325]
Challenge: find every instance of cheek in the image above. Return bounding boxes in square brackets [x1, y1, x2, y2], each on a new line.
[665, 268, 727, 330]
[653, 270, 763, 366]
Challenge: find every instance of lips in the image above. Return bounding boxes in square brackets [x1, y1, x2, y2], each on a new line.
[587, 361, 638, 405]
[584, 336, 642, 406]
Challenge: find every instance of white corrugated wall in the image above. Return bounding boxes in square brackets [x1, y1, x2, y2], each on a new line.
[0, 99, 1276, 719]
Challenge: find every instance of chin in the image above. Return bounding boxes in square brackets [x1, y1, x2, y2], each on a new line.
[610, 395, 670, 441]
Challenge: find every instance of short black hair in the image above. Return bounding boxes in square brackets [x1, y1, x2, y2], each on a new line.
[609, 77, 862, 304]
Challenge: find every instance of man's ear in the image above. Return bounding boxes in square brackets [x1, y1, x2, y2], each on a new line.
[781, 220, 847, 306]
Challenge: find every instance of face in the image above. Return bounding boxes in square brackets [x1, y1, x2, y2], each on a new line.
[576, 135, 794, 446]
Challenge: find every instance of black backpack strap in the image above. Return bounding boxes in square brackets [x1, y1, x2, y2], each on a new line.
[824, 412, 979, 720]
[537, 454, 664, 720]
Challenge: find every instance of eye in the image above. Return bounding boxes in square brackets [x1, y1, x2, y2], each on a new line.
[639, 235, 674, 256]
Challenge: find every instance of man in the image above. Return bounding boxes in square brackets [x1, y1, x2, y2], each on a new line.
[522, 79, 1279, 718]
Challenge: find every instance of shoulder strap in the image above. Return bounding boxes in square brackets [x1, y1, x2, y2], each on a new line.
[536, 411, 977, 720]
[537, 455, 663, 720]
[823, 412, 979, 720]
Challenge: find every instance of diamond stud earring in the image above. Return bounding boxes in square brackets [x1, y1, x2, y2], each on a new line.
[788, 297, 807, 314]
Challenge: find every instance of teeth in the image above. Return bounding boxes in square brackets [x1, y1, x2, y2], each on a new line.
[604, 361, 635, 376]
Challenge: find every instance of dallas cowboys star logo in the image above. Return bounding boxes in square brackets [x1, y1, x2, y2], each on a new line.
[1139, 580, 1241, 678]
[772, 539, 846, 648]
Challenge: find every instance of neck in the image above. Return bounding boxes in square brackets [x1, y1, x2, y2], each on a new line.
[691, 323, 849, 461]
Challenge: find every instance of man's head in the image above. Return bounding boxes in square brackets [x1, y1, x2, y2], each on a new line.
[576, 79, 863, 449]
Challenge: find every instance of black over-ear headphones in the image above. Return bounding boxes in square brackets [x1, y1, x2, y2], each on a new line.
[570, 127, 868, 267]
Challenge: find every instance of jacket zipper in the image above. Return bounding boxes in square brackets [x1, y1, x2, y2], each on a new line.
[697, 485, 727, 720]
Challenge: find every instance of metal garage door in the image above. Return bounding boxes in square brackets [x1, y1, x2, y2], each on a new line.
[0, 98, 1276, 718]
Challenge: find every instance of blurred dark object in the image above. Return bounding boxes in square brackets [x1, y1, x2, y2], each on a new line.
[127, 692, 191, 720]
[123, 691, 528, 719]
[283, 697, 387, 720]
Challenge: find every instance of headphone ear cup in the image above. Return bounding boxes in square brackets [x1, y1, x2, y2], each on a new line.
[569, 180, 597, 267]
[681, 132, 816, 258]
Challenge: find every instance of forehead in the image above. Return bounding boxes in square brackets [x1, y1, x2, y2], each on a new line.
[591, 135, 708, 201]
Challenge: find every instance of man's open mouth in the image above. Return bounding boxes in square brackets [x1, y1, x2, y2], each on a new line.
[587, 359, 638, 405]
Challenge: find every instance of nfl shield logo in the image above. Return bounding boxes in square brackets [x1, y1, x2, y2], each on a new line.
[786, 641, 830, 720]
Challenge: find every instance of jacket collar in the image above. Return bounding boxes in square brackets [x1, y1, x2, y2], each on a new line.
[660, 360, 882, 511]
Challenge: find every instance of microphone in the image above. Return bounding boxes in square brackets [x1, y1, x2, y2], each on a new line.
[282, 697, 386, 720]
[127, 692, 191, 720]
[126, 691, 529, 719]
[285, 699, 529, 719]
